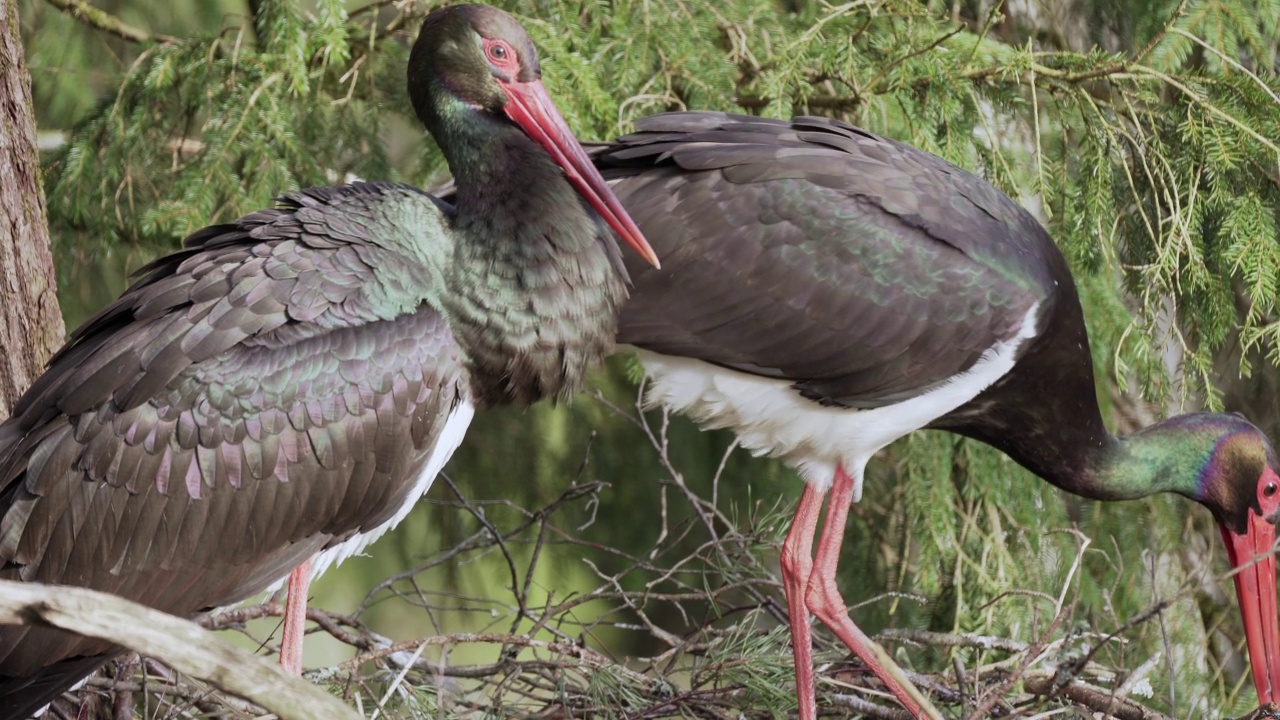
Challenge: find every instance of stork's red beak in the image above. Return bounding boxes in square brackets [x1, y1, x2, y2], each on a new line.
[1221, 515, 1280, 708]
[499, 79, 660, 269]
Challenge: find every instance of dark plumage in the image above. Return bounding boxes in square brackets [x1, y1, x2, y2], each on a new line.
[0, 182, 467, 678]
[605, 114, 1055, 409]
[591, 112, 1280, 717]
[0, 5, 655, 717]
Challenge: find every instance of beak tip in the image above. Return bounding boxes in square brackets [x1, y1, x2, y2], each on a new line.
[622, 229, 660, 269]
[644, 249, 661, 269]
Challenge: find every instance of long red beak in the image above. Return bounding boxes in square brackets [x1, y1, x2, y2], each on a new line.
[1221, 514, 1280, 707]
[500, 79, 660, 269]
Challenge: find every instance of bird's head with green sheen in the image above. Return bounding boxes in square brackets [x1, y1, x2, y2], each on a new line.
[407, 3, 659, 268]
[1151, 413, 1280, 707]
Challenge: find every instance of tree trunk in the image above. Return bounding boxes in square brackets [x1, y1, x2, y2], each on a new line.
[0, 0, 63, 422]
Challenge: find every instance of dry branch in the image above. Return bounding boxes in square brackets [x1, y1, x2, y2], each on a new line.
[0, 580, 359, 720]
[31, 386, 1276, 719]
[1023, 673, 1172, 720]
[42, 0, 177, 44]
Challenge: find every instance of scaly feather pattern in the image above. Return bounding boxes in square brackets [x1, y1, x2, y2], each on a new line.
[440, 111, 628, 408]
[0, 182, 468, 687]
[0, 6, 652, 716]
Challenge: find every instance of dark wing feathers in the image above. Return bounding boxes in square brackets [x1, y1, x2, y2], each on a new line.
[602, 112, 1059, 407]
[0, 182, 470, 684]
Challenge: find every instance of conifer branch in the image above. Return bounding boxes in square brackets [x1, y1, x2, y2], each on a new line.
[349, 0, 406, 18]
[27, 1, 1280, 714]
[1134, 0, 1189, 62]
[859, 25, 965, 99]
[43, 0, 177, 45]
[737, 60, 1137, 110]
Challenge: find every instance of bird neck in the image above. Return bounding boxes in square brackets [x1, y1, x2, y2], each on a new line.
[1073, 417, 1201, 501]
[937, 278, 1192, 502]
[995, 412, 1231, 504]
[429, 96, 626, 408]
[1081, 413, 1250, 503]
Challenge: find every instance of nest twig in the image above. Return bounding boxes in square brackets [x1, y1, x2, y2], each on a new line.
[40, 386, 1269, 719]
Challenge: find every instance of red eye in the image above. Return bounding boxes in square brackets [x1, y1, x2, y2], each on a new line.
[484, 39, 517, 72]
[1258, 470, 1280, 519]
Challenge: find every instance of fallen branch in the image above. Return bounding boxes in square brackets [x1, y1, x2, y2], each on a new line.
[0, 580, 359, 720]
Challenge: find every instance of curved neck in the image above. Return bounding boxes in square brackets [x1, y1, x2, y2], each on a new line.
[1084, 419, 1211, 501]
[426, 85, 605, 261]
[934, 246, 1233, 506]
[935, 268, 1196, 502]
[450, 117, 600, 253]
[424, 87, 625, 408]
[970, 411, 1223, 503]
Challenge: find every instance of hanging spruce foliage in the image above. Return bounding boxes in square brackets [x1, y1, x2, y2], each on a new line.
[24, 0, 1280, 716]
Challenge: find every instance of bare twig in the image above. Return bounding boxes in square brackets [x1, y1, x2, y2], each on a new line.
[0, 580, 359, 720]
[1024, 673, 1174, 720]
[43, 0, 178, 44]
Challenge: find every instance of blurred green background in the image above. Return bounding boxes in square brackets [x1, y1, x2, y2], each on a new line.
[19, 0, 1280, 715]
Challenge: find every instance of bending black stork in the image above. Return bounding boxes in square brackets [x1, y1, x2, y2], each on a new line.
[597, 112, 1280, 718]
[0, 6, 656, 718]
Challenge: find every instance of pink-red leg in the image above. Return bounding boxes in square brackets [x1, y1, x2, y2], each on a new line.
[806, 465, 939, 719]
[780, 482, 826, 720]
[280, 559, 311, 674]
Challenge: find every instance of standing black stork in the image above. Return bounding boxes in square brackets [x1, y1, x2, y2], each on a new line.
[0, 6, 656, 718]
[593, 112, 1280, 718]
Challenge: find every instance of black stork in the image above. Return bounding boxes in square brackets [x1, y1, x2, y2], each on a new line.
[0, 6, 656, 717]
[592, 112, 1280, 718]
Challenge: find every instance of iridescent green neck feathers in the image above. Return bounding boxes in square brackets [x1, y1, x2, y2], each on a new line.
[1085, 413, 1273, 534]
[436, 102, 627, 407]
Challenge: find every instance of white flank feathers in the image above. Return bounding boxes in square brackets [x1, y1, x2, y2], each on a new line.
[631, 304, 1040, 500]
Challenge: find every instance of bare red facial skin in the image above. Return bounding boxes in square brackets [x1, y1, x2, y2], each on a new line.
[483, 38, 520, 81]
[1220, 467, 1280, 709]
[485, 38, 659, 268]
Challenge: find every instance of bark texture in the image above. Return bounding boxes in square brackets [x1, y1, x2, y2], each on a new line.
[0, 0, 64, 422]
[0, 580, 362, 720]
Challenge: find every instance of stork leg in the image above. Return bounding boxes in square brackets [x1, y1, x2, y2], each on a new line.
[805, 465, 942, 720]
[279, 559, 311, 674]
[780, 482, 825, 720]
